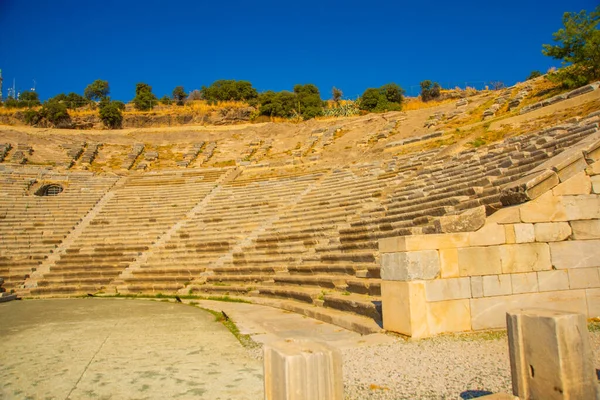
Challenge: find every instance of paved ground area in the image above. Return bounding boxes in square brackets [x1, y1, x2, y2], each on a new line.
[0, 298, 263, 400]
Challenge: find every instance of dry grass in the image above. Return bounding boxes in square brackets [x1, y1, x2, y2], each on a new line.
[403, 97, 454, 111]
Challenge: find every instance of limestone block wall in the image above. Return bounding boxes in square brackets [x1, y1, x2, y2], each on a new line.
[380, 145, 600, 338]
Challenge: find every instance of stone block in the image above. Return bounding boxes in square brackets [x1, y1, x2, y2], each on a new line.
[537, 270, 569, 291]
[552, 171, 591, 195]
[504, 225, 516, 244]
[587, 288, 600, 317]
[506, 309, 598, 400]
[426, 299, 471, 335]
[592, 175, 600, 193]
[499, 243, 552, 274]
[381, 281, 428, 338]
[470, 290, 588, 330]
[570, 219, 600, 240]
[513, 223, 535, 243]
[550, 240, 600, 269]
[487, 206, 521, 224]
[263, 339, 344, 400]
[476, 395, 518, 400]
[469, 223, 506, 246]
[568, 267, 600, 289]
[425, 277, 471, 302]
[381, 251, 440, 281]
[510, 272, 539, 294]
[519, 191, 565, 223]
[434, 206, 486, 233]
[501, 170, 559, 206]
[533, 222, 571, 242]
[380, 233, 468, 253]
[471, 276, 484, 298]
[553, 153, 590, 183]
[483, 275, 512, 297]
[458, 247, 502, 276]
[587, 160, 600, 175]
[439, 248, 459, 278]
[560, 195, 600, 220]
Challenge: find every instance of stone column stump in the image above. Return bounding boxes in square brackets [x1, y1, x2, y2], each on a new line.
[263, 338, 343, 400]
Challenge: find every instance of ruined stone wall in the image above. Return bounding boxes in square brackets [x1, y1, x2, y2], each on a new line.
[380, 147, 600, 338]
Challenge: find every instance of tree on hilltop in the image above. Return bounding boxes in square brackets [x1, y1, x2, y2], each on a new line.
[359, 83, 404, 112]
[201, 80, 258, 103]
[133, 82, 157, 111]
[172, 86, 187, 106]
[18, 91, 41, 107]
[293, 84, 324, 120]
[526, 70, 543, 80]
[99, 97, 123, 129]
[84, 80, 110, 101]
[542, 6, 600, 88]
[332, 87, 343, 105]
[420, 80, 441, 102]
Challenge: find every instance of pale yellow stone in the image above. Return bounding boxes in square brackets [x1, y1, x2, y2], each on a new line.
[381, 281, 428, 338]
[586, 288, 600, 317]
[534, 222, 572, 242]
[458, 246, 502, 276]
[561, 195, 600, 220]
[520, 191, 566, 223]
[538, 270, 570, 291]
[426, 299, 471, 335]
[570, 219, 600, 239]
[470, 290, 588, 330]
[568, 267, 600, 289]
[514, 223, 535, 243]
[554, 154, 590, 183]
[487, 207, 521, 224]
[469, 223, 506, 246]
[552, 171, 592, 195]
[470, 276, 484, 298]
[439, 248, 459, 278]
[550, 240, 600, 269]
[483, 274, 512, 297]
[592, 175, 600, 193]
[379, 233, 469, 253]
[499, 243, 552, 273]
[586, 161, 600, 175]
[504, 225, 516, 244]
[425, 277, 471, 302]
[381, 251, 440, 281]
[510, 272, 539, 294]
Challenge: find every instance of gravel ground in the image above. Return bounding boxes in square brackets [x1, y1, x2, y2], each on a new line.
[341, 329, 600, 400]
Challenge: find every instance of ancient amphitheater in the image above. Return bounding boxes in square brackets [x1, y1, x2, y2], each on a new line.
[1, 80, 599, 340]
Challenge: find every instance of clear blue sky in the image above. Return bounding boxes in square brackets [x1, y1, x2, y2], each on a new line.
[0, 0, 596, 101]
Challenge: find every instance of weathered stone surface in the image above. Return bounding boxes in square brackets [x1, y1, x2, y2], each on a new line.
[381, 281, 428, 337]
[499, 243, 552, 274]
[537, 270, 569, 291]
[469, 223, 506, 246]
[552, 171, 591, 195]
[568, 267, 600, 289]
[510, 272, 539, 294]
[381, 251, 440, 281]
[513, 223, 534, 243]
[500, 170, 559, 206]
[425, 277, 471, 302]
[482, 275, 512, 297]
[552, 153, 589, 183]
[379, 233, 468, 253]
[506, 309, 598, 400]
[534, 222, 572, 242]
[458, 247, 502, 276]
[504, 225, 516, 244]
[488, 207, 521, 224]
[426, 299, 471, 335]
[439, 248, 459, 278]
[592, 175, 600, 193]
[470, 290, 588, 330]
[550, 240, 600, 269]
[434, 206, 486, 233]
[587, 288, 600, 317]
[471, 276, 484, 298]
[570, 219, 600, 239]
[521, 193, 600, 222]
[263, 339, 344, 400]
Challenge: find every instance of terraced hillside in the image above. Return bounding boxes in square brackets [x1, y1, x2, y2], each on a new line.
[1, 80, 599, 333]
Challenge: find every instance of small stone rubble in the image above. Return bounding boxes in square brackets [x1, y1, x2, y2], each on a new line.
[10, 144, 33, 164]
[520, 81, 600, 114]
[121, 143, 145, 170]
[0, 277, 17, 302]
[0, 143, 11, 162]
[177, 142, 205, 168]
[80, 142, 101, 168]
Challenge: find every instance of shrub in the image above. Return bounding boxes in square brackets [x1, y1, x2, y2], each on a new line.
[3, 97, 19, 108]
[420, 80, 442, 102]
[526, 70, 543, 80]
[332, 87, 343, 105]
[359, 83, 404, 112]
[99, 100, 123, 129]
[19, 91, 41, 108]
[160, 95, 173, 106]
[293, 84, 324, 119]
[27, 100, 72, 127]
[133, 83, 157, 111]
[257, 84, 324, 120]
[172, 86, 187, 106]
[201, 80, 258, 103]
[84, 80, 110, 101]
[51, 92, 89, 109]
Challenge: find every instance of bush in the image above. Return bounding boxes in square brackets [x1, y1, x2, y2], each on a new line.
[99, 100, 123, 129]
[420, 80, 441, 102]
[3, 97, 19, 108]
[26, 100, 72, 127]
[172, 86, 187, 106]
[84, 80, 110, 101]
[133, 83, 157, 111]
[160, 95, 173, 105]
[201, 80, 258, 103]
[332, 87, 343, 105]
[293, 84, 324, 119]
[359, 83, 404, 112]
[526, 70, 543, 80]
[257, 84, 324, 120]
[51, 92, 89, 109]
[19, 91, 41, 108]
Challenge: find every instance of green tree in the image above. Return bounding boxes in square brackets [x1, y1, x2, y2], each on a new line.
[133, 83, 157, 111]
[257, 91, 297, 118]
[359, 83, 404, 112]
[201, 80, 258, 103]
[293, 84, 324, 119]
[542, 6, 600, 88]
[84, 80, 110, 101]
[420, 80, 442, 102]
[380, 83, 404, 104]
[99, 99, 123, 129]
[19, 91, 41, 107]
[160, 95, 173, 105]
[52, 92, 88, 109]
[526, 70, 543, 80]
[172, 86, 187, 106]
[30, 100, 71, 127]
[332, 87, 343, 105]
